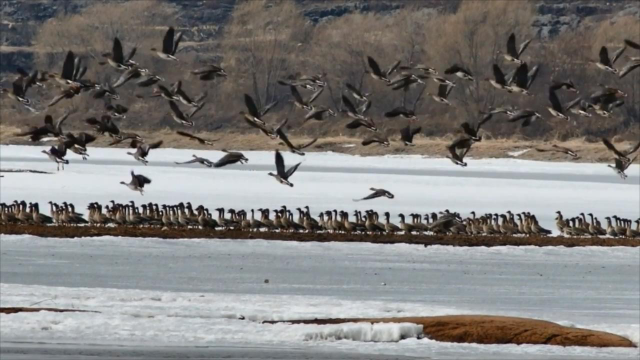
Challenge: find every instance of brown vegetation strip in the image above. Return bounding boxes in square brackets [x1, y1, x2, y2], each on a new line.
[264, 315, 636, 348]
[1, 224, 638, 247]
[1, 307, 100, 314]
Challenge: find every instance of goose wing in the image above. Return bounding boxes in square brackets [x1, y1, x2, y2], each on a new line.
[61, 51, 75, 80]
[175, 158, 200, 165]
[77, 132, 97, 146]
[162, 27, 175, 54]
[147, 140, 163, 150]
[548, 89, 563, 112]
[176, 130, 211, 144]
[12, 78, 25, 97]
[244, 94, 260, 117]
[193, 91, 208, 104]
[602, 138, 625, 158]
[274, 150, 286, 177]
[345, 83, 363, 98]
[517, 38, 532, 57]
[437, 83, 449, 98]
[599, 46, 612, 67]
[345, 119, 363, 129]
[298, 137, 317, 150]
[367, 56, 384, 77]
[551, 144, 577, 156]
[492, 64, 506, 85]
[358, 99, 372, 114]
[385, 60, 401, 76]
[172, 31, 183, 55]
[611, 45, 626, 65]
[385, 106, 409, 118]
[289, 85, 304, 105]
[214, 153, 239, 168]
[112, 37, 124, 64]
[260, 99, 278, 116]
[169, 101, 186, 119]
[513, 63, 529, 89]
[506, 33, 518, 57]
[112, 67, 139, 88]
[564, 96, 582, 111]
[307, 86, 324, 104]
[411, 126, 422, 137]
[622, 141, 640, 157]
[341, 95, 358, 114]
[624, 39, 640, 50]
[476, 112, 493, 131]
[243, 117, 274, 137]
[276, 127, 296, 151]
[126, 47, 137, 63]
[618, 60, 640, 79]
[526, 64, 539, 89]
[135, 173, 152, 186]
[285, 161, 302, 180]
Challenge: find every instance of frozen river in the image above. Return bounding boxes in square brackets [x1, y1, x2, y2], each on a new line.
[1, 235, 638, 359]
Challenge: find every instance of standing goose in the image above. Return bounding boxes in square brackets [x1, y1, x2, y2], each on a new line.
[385, 106, 416, 120]
[593, 45, 625, 74]
[547, 88, 570, 121]
[353, 188, 394, 202]
[427, 83, 454, 106]
[608, 156, 637, 180]
[345, 83, 370, 102]
[151, 27, 183, 61]
[447, 137, 473, 167]
[41, 143, 68, 171]
[213, 150, 248, 168]
[174, 154, 214, 168]
[535, 144, 579, 159]
[121, 171, 151, 195]
[276, 124, 318, 156]
[460, 112, 493, 142]
[366, 56, 400, 83]
[444, 64, 474, 81]
[268, 150, 301, 187]
[601, 138, 640, 164]
[191, 64, 227, 80]
[499, 33, 531, 64]
[176, 131, 219, 145]
[508, 109, 542, 127]
[509, 63, 538, 96]
[361, 133, 390, 147]
[127, 140, 163, 165]
[400, 125, 422, 146]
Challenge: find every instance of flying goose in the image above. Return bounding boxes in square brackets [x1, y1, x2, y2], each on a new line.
[618, 59, 640, 79]
[601, 138, 640, 163]
[427, 83, 454, 106]
[176, 131, 219, 145]
[460, 112, 493, 142]
[16, 67, 48, 88]
[290, 85, 323, 111]
[387, 73, 427, 91]
[345, 83, 370, 102]
[121, 171, 151, 195]
[127, 139, 163, 165]
[385, 106, 416, 119]
[550, 80, 578, 93]
[304, 106, 336, 122]
[486, 64, 512, 92]
[151, 27, 183, 61]
[444, 64, 474, 81]
[499, 33, 531, 64]
[101, 37, 137, 70]
[353, 188, 394, 202]
[41, 143, 68, 171]
[509, 63, 538, 95]
[151, 84, 180, 101]
[62, 132, 96, 160]
[564, 96, 592, 117]
[112, 66, 152, 88]
[268, 150, 301, 187]
[447, 137, 473, 167]
[175, 154, 214, 167]
[400, 63, 438, 75]
[1, 77, 36, 111]
[92, 80, 119, 100]
[107, 132, 143, 146]
[547, 88, 570, 121]
[213, 150, 248, 168]
[85, 115, 121, 137]
[276, 124, 317, 156]
[277, 76, 318, 91]
[367, 56, 400, 83]
[341, 95, 370, 121]
[169, 101, 201, 126]
[104, 100, 129, 118]
[608, 156, 637, 180]
[171, 81, 206, 108]
[191, 64, 227, 80]
[400, 125, 421, 146]
[345, 116, 377, 132]
[361, 133, 390, 147]
[535, 144, 579, 159]
[240, 94, 277, 125]
[508, 109, 542, 127]
[585, 90, 624, 117]
[15, 109, 71, 142]
[135, 74, 163, 87]
[593, 44, 625, 74]
[298, 73, 327, 87]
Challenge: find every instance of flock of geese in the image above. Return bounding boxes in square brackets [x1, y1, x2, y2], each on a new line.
[3, 28, 640, 193]
[2, 200, 639, 239]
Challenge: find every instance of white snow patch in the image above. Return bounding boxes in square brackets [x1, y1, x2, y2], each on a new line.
[507, 149, 531, 157]
[302, 322, 423, 342]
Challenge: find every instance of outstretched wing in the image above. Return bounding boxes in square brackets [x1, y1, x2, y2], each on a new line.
[602, 137, 625, 158]
[517, 38, 532, 57]
[599, 46, 612, 67]
[289, 85, 304, 104]
[506, 33, 518, 57]
[162, 27, 175, 54]
[513, 63, 529, 89]
[341, 95, 358, 114]
[285, 162, 302, 180]
[548, 89, 563, 112]
[112, 37, 124, 64]
[492, 64, 506, 85]
[298, 137, 317, 150]
[367, 56, 383, 76]
[243, 94, 259, 117]
[61, 51, 75, 80]
[624, 39, 640, 50]
[385, 107, 407, 118]
[307, 86, 324, 104]
[274, 150, 286, 177]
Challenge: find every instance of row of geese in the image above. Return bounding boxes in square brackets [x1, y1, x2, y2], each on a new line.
[4, 29, 639, 187]
[2, 200, 639, 239]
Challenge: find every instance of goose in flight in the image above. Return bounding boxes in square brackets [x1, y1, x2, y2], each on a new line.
[191, 64, 227, 80]
[240, 93, 277, 125]
[345, 83, 370, 102]
[62, 132, 96, 160]
[127, 140, 163, 165]
[385, 106, 416, 119]
[400, 63, 438, 75]
[550, 80, 578, 93]
[15, 109, 71, 142]
[175, 155, 214, 168]
[508, 63, 538, 96]
[353, 188, 394, 202]
[176, 131, 219, 145]
[460, 112, 493, 142]
[1, 77, 36, 111]
[104, 100, 128, 118]
[101, 37, 137, 70]
[547, 88, 570, 121]
[427, 83, 455, 106]
[92, 80, 119, 100]
[304, 106, 336, 122]
[121, 171, 151, 195]
[276, 124, 317, 156]
[362, 133, 390, 147]
[486, 64, 512, 92]
[618, 59, 640, 79]
[444, 64, 474, 81]
[507, 109, 542, 127]
[341, 95, 370, 121]
[85, 115, 121, 138]
[400, 125, 421, 146]
[346, 117, 378, 132]
[608, 156, 636, 180]
[564, 96, 592, 118]
[593, 44, 626, 74]
[171, 81, 206, 108]
[290, 85, 323, 111]
[366, 56, 400, 83]
[268, 150, 301, 187]
[535, 144, 579, 159]
[447, 137, 473, 167]
[151, 27, 182, 61]
[112, 66, 153, 88]
[151, 84, 180, 101]
[41, 143, 68, 171]
[169, 101, 202, 127]
[499, 33, 531, 64]
[602, 138, 640, 164]
[214, 150, 248, 168]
